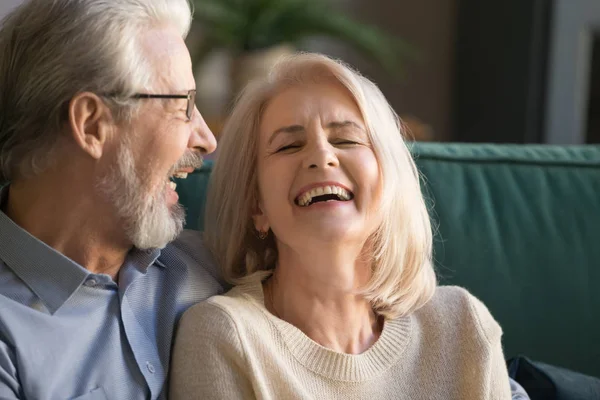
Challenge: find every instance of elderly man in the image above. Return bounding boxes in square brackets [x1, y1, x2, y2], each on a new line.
[0, 0, 221, 398]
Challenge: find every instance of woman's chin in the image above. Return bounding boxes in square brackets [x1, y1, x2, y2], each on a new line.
[294, 223, 367, 245]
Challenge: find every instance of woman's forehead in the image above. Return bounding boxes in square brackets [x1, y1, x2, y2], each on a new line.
[261, 83, 362, 126]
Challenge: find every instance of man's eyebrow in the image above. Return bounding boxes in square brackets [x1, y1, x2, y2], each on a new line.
[268, 125, 305, 145]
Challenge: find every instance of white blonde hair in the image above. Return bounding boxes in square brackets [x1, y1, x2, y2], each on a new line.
[205, 53, 436, 318]
[0, 0, 192, 183]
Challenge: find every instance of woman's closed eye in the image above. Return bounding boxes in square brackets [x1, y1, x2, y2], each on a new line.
[276, 143, 303, 152]
[332, 139, 360, 146]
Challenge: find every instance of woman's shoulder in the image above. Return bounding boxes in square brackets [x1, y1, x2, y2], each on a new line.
[178, 281, 266, 336]
[414, 285, 503, 345]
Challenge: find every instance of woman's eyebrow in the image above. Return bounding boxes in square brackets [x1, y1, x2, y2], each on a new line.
[267, 120, 365, 145]
[326, 120, 365, 131]
[268, 125, 305, 145]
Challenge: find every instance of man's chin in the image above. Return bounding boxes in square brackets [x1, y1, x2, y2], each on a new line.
[127, 204, 185, 250]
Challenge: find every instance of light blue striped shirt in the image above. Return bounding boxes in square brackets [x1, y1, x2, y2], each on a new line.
[0, 187, 223, 399]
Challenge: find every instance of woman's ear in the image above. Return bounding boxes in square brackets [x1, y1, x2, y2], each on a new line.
[252, 202, 270, 234]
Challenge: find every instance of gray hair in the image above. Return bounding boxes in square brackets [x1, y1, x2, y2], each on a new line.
[0, 0, 193, 183]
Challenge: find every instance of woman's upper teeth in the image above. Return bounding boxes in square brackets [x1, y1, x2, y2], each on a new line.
[298, 185, 351, 206]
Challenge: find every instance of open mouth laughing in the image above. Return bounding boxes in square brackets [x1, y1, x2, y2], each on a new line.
[167, 171, 190, 191]
[295, 184, 354, 207]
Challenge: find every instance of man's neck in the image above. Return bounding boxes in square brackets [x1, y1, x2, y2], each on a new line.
[4, 179, 131, 280]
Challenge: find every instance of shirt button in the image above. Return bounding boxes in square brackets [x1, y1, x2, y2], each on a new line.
[146, 361, 155, 374]
[85, 279, 97, 287]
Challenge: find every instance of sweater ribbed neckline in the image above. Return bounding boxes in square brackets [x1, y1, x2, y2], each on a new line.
[235, 277, 413, 382]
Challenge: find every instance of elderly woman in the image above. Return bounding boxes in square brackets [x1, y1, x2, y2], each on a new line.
[170, 53, 512, 399]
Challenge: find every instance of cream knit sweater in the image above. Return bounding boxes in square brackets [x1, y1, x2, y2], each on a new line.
[170, 277, 511, 400]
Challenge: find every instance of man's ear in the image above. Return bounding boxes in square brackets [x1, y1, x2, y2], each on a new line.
[68, 92, 114, 160]
[251, 201, 270, 234]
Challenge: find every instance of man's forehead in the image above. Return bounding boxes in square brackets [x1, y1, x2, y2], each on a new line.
[139, 26, 194, 90]
[141, 27, 189, 58]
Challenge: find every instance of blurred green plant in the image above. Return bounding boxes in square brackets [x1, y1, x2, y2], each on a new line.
[190, 0, 416, 76]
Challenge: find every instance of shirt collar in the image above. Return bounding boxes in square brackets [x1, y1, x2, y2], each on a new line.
[0, 185, 163, 314]
[117, 247, 164, 289]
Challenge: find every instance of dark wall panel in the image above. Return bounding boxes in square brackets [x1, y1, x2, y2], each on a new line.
[454, 0, 553, 143]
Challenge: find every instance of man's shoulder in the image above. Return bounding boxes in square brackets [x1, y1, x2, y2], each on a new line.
[159, 229, 227, 292]
[167, 229, 206, 255]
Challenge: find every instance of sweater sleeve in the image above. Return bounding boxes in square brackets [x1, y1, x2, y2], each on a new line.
[169, 301, 255, 400]
[466, 293, 512, 400]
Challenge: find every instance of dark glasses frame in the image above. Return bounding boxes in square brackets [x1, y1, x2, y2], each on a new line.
[131, 89, 196, 121]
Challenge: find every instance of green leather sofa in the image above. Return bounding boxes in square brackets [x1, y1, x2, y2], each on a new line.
[175, 143, 600, 378]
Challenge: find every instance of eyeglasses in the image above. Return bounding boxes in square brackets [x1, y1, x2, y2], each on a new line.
[131, 89, 197, 121]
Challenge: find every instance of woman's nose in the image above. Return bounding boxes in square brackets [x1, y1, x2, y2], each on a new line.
[302, 140, 339, 169]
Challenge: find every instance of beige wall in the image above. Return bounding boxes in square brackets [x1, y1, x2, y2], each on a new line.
[312, 0, 459, 140]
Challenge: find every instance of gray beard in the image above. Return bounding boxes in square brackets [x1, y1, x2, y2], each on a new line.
[98, 143, 185, 250]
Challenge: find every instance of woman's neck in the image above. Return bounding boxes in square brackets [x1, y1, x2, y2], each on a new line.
[263, 262, 383, 355]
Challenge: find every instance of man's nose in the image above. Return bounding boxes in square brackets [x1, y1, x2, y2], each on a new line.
[189, 106, 217, 155]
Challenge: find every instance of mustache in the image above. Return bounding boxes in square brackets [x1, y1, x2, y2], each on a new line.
[170, 151, 204, 174]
